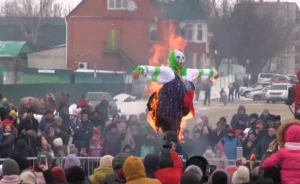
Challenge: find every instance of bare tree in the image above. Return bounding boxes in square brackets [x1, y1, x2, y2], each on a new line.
[210, 1, 299, 77]
[1, 0, 65, 47]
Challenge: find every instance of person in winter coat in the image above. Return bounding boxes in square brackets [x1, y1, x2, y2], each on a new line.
[154, 142, 183, 184]
[98, 99, 109, 122]
[10, 139, 34, 158]
[230, 105, 249, 130]
[193, 129, 208, 156]
[90, 110, 105, 135]
[140, 133, 155, 159]
[89, 155, 114, 184]
[123, 156, 161, 184]
[222, 128, 240, 160]
[66, 166, 91, 184]
[232, 166, 250, 184]
[143, 154, 159, 178]
[209, 121, 226, 148]
[102, 124, 124, 157]
[113, 169, 126, 184]
[0, 159, 20, 184]
[38, 110, 55, 132]
[261, 119, 300, 184]
[0, 125, 16, 158]
[210, 170, 229, 184]
[52, 166, 68, 184]
[249, 113, 259, 132]
[53, 138, 67, 158]
[77, 94, 90, 110]
[33, 163, 47, 184]
[251, 125, 277, 161]
[19, 124, 41, 156]
[242, 138, 255, 160]
[18, 109, 39, 134]
[64, 154, 81, 171]
[180, 129, 195, 158]
[102, 153, 129, 184]
[120, 128, 135, 153]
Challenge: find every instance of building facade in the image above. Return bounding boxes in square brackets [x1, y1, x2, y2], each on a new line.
[66, 0, 210, 72]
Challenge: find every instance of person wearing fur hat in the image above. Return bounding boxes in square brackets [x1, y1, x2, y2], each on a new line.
[52, 166, 68, 184]
[103, 153, 129, 183]
[123, 156, 161, 184]
[232, 166, 250, 184]
[89, 155, 114, 184]
[0, 159, 20, 184]
[261, 119, 300, 184]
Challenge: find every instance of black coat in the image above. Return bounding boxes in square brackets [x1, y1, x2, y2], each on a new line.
[19, 117, 39, 133]
[209, 129, 225, 148]
[252, 135, 276, 160]
[11, 139, 35, 157]
[0, 133, 16, 158]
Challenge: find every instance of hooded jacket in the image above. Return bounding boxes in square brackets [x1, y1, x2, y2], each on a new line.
[11, 139, 34, 158]
[0, 132, 16, 158]
[154, 152, 183, 184]
[230, 106, 249, 130]
[123, 156, 161, 184]
[103, 153, 129, 184]
[262, 119, 300, 184]
[89, 167, 114, 184]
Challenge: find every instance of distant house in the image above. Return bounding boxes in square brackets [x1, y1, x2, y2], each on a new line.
[0, 17, 66, 50]
[66, 0, 210, 72]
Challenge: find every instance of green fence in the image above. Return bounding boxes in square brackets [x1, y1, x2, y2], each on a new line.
[0, 83, 132, 106]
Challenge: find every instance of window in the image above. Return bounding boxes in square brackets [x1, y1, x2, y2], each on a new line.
[196, 24, 203, 41]
[180, 23, 205, 42]
[149, 24, 157, 42]
[107, 0, 128, 10]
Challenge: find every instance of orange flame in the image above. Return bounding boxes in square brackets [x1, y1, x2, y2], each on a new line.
[146, 27, 192, 137]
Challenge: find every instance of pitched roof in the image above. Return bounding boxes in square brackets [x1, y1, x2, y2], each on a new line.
[0, 17, 66, 50]
[152, 0, 206, 21]
[0, 41, 36, 58]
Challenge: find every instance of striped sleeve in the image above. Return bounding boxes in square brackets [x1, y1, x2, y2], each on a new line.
[138, 65, 175, 84]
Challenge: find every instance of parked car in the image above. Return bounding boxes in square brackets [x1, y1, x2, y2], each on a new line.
[239, 82, 270, 96]
[85, 92, 118, 115]
[269, 75, 290, 84]
[245, 86, 270, 101]
[258, 73, 275, 83]
[265, 83, 292, 103]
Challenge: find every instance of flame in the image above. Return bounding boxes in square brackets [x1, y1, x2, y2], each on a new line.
[147, 27, 192, 134]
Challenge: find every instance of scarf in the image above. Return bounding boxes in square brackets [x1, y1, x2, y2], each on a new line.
[285, 142, 300, 150]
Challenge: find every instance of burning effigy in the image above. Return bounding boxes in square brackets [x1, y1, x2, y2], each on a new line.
[132, 50, 219, 137]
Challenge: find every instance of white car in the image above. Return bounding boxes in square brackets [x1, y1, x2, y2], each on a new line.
[266, 83, 292, 103]
[240, 82, 270, 96]
[258, 73, 275, 83]
[246, 86, 270, 101]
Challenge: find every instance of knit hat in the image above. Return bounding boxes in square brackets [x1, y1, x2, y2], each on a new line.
[2, 159, 20, 175]
[112, 153, 130, 171]
[53, 138, 63, 147]
[185, 165, 203, 182]
[9, 152, 30, 171]
[64, 154, 80, 170]
[232, 166, 250, 184]
[2, 98, 8, 104]
[180, 171, 200, 184]
[226, 165, 237, 179]
[143, 154, 159, 173]
[9, 110, 17, 116]
[66, 166, 85, 183]
[2, 118, 13, 127]
[52, 166, 66, 182]
[210, 170, 228, 184]
[100, 155, 114, 168]
[185, 156, 209, 182]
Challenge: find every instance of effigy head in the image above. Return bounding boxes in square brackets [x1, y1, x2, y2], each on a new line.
[169, 50, 185, 69]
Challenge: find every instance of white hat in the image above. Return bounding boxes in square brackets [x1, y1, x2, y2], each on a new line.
[53, 138, 63, 147]
[232, 166, 250, 184]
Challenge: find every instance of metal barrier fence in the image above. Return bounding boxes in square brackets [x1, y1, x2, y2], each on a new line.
[0, 157, 260, 176]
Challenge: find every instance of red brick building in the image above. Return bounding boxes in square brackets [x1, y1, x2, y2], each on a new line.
[66, 0, 209, 71]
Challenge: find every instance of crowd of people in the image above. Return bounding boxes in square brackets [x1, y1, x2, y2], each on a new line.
[0, 92, 296, 184]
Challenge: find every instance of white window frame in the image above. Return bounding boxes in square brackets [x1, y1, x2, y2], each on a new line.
[107, 0, 128, 10]
[180, 22, 206, 43]
[149, 24, 157, 42]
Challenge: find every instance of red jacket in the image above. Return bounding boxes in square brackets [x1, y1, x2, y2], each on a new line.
[77, 98, 90, 110]
[154, 152, 183, 184]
